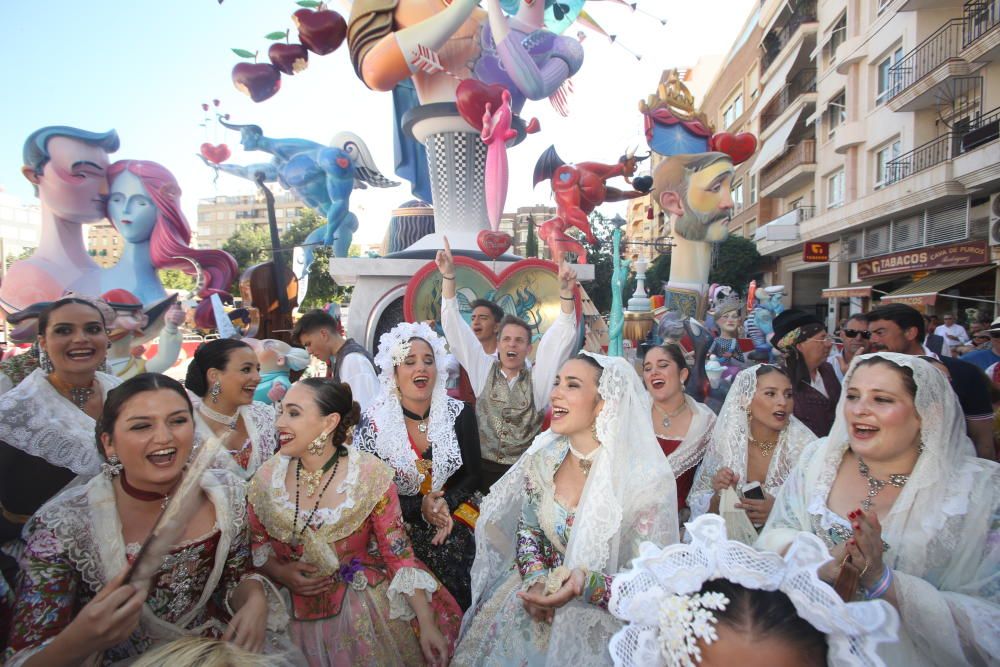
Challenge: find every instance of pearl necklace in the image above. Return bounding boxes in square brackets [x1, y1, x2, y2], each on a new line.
[199, 403, 238, 430]
[567, 440, 602, 475]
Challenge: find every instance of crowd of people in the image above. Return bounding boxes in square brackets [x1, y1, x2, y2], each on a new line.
[0, 246, 997, 666]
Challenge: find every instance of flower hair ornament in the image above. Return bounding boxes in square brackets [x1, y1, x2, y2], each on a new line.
[390, 339, 413, 367]
[608, 515, 899, 667]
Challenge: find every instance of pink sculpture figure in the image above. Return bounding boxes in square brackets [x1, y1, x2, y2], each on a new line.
[532, 145, 651, 264]
[2, 127, 120, 315]
[99, 160, 238, 328]
[481, 89, 517, 232]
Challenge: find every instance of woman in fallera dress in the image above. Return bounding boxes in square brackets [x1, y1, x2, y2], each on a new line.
[454, 353, 679, 667]
[248, 378, 461, 666]
[355, 321, 481, 609]
[4, 374, 286, 666]
[186, 338, 277, 480]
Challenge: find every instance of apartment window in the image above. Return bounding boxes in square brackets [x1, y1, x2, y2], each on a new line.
[216, 211, 225, 221]
[731, 181, 745, 213]
[826, 91, 846, 141]
[875, 47, 903, 106]
[826, 14, 847, 65]
[723, 94, 744, 128]
[874, 139, 901, 188]
[228, 210, 236, 220]
[827, 169, 845, 208]
[276, 208, 285, 218]
[746, 219, 757, 236]
[749, 173, 758, 204]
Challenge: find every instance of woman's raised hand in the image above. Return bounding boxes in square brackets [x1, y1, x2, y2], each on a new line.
[847, 509, 886, 590]
[421, 491, 450, 529]
[58, 569, 146, 658]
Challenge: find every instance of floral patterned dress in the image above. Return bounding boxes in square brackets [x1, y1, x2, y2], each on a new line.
[3, 469, 290, 666]
[247, 449, 463, 667]
[453, 441, 613, 666]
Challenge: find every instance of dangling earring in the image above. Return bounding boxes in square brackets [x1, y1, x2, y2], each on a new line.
[210, 380, 222, 403]
[102, 454, 123, 479]
[307, 431, 328, 456]
[590, 422, 600, 443]
[39, 350, 54, 374]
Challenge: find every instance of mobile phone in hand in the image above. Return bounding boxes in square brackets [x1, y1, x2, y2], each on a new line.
[742, 482, 765, 500]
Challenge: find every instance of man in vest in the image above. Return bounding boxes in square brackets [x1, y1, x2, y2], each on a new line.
[437, 238, 578, 493]
[292, 309, 379, 412]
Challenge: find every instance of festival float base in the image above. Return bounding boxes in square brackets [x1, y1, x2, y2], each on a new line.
[329, 256, 595, 350]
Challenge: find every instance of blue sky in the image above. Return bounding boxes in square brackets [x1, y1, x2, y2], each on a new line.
[0, 0, 756, 244]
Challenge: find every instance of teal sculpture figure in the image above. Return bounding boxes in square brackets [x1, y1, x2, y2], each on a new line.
[608, 223, 629, 357]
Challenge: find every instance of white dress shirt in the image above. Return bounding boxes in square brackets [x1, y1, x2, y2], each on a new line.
[336, 352, 379, 413]
[441, 296, 577, 411]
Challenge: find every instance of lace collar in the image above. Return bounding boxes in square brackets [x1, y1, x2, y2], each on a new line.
[267, 449, 362, 527]
[192, 400, 276, 480]
[0, 368, 122, 475]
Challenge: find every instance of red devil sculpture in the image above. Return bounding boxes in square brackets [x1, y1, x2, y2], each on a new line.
[532, 146, 652, 264]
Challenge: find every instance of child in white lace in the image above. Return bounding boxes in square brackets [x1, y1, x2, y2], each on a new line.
[608, 514, 899, 667]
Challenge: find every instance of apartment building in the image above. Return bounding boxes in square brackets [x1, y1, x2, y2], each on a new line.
[86, 222, 123, 268]
[747, 0, 999, 328]
[0, 190, 41, 263]
[498, 205, 555, 259]
[196, 189, 307, 250]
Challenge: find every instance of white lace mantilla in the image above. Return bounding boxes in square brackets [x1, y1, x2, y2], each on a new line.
[354, 321, 464, 496]
[0, 368, 122, 475]
[688, 366, 816, 520]
[665, 396, 716, 479]
[608, 515, 899, 667]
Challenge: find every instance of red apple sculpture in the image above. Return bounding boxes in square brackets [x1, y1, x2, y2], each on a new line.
[268, 43, 309, 75]
[292, 8, 346, 56]
[232, 63, 282, 102]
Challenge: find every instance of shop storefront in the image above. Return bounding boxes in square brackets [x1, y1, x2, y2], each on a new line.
[824, 240, 997, 318]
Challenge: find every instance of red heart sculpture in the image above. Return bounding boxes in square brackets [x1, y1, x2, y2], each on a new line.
[477, 230, 512, 259]
[456, 79, 508, 131]
[709, 132, 757, 165]
[200, 143, 231, 165]
[403, 257, 581, 354]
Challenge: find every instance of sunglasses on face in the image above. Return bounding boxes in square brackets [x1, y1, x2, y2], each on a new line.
[841, 328, 871, 340]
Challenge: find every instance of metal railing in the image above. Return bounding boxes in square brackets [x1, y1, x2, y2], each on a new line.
[884, 133, 958, 184]
[760, 140, 816, 190]
[889, 4, 998, 100]
[762, 4, 819, 71]
[760, 68, 817, 131]
[964, 0, 1000, 47]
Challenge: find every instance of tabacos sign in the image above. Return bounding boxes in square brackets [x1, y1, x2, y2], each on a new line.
[856, 240, 988, 279]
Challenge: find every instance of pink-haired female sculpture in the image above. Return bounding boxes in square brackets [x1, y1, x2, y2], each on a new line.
[101, 160, 238, 328]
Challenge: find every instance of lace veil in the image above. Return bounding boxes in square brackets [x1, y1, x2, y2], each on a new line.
[608, 514, 899, 667]
[464, 353, 679, 664]
[759, 352, 1000, 665]
[688, 365, 816, 519]
[353, 321, 465, 496]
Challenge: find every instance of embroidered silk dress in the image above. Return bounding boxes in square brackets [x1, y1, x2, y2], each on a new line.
[3, 469, 291, 666]
[193, 400, 278, 480]
[247, 449, 463, 667]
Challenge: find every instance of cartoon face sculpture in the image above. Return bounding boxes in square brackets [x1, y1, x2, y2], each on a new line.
[26, 136, 112, 224]
[653, 152, 735, 243]
[107, 170, 158, 243]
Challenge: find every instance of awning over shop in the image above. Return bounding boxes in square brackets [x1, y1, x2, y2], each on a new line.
[757, 41, 803, 111]
[878, 265, 996, 306]
[821, 278, 890, 300]
[750, 107, 805, 174]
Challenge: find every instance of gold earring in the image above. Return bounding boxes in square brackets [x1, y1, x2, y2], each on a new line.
[307, 431, 328, 456]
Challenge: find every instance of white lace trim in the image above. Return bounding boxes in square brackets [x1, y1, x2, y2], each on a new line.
[194, 400, 277, 480]
[0, 369, 121, 475]
[386, 566, 439, 621]
[608, 515, 899, 667]
[688, 366, 816, 519]
[665, 397, 715, 479]
[267, 449, 361, 526]
[354, 322, 464, 496]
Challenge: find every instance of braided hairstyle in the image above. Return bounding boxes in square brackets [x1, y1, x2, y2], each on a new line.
[298, 378, 361, 450]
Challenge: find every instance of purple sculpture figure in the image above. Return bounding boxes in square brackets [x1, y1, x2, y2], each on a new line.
[481, 89, 517, 232]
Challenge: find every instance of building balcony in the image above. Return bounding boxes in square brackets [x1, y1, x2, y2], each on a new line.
[760, 68, 817, 133]
[762, 3, 819, 74]
[834, 34, 866, 74]
[888, 4, 999, 111]
[760, 140, 816, 197]
[754, 206, 815, 243]
[832, 121, 865, 154]
[899, 0, 961, 10]
[884, 110, 997, 185]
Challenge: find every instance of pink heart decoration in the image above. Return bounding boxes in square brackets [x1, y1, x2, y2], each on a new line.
[477, 230, 513, 260]
[200, 143, 231, 164]
[709, 132, 758, 165]
[456, 79, 507, 131]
